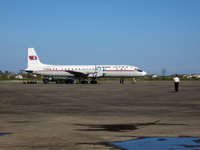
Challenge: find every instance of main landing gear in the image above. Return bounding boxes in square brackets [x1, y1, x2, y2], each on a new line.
[78, 78, 97, 84]
[78, 78, 88, 84]
[44, 79, 49, 84]
[80, 81, 88, 84]
[120, 78, 136, 84]
[90, 80, 97, 84]
[120, 78, 124, 84]
[90, 77, 97, 84]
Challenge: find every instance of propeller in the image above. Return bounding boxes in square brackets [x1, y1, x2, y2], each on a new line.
[94, 64, 98, 78]
[103, 66, 106, 78]
[94, 65, 106, 78]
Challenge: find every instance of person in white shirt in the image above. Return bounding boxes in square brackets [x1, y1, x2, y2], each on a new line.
[173, 75, 180, 92]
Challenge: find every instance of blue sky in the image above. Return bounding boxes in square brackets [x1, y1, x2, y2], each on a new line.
[0, 0, 199, 75]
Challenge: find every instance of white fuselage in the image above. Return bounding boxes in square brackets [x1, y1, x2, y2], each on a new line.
[27, 65, 146, 78]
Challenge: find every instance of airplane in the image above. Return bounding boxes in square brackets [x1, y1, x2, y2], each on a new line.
[24, 48, 147, 84]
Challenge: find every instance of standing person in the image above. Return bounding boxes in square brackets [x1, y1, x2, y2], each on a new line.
[173, 75, 180, 92]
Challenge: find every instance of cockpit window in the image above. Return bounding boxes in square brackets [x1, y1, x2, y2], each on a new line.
[137, 70, 143, 72]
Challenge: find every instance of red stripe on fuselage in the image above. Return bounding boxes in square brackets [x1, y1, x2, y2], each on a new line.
[35, 70, 136, 72]
[106, 70, 136, 72]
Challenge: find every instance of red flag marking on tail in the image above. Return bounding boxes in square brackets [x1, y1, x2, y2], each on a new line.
[29, 56, 38, 60]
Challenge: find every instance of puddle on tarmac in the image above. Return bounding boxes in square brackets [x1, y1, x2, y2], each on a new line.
[0, 133, 10, 137]
[108, 137, 200, 150]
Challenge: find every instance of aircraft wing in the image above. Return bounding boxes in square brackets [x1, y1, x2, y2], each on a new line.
[66, 70, 89, 77]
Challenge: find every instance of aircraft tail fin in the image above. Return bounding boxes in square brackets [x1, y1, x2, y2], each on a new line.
[27, 48, 44, 70]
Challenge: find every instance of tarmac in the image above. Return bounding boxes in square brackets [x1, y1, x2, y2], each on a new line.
[0, 81, 200, 150]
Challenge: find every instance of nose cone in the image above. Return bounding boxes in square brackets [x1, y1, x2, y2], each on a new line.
[142, 71, 147, 76]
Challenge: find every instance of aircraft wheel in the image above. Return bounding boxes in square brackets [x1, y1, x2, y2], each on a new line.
[44, 79, 49, 84]
[90, 81, 97, 84]
[81, 81, 88, 84]
[60, 80, 65, 84]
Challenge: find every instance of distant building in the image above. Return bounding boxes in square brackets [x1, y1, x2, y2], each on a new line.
[192, 74, 200, 78]
[181, 74, 200, 78]
[150, 74, 158, 78]
[15, 75, 23, 79]
[182, 75, 192, 78]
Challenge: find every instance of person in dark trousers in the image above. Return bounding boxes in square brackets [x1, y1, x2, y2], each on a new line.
[173, 75, 180, 92]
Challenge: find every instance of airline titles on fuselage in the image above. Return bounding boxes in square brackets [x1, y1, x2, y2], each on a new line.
[42, 65, 137, 71]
